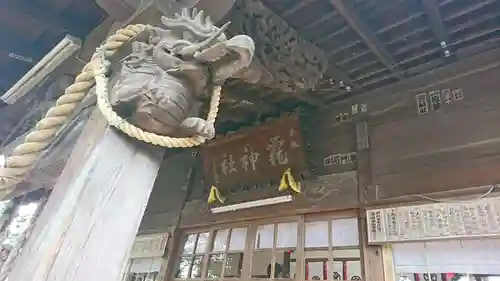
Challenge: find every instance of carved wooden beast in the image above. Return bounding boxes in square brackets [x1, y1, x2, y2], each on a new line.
[110, 8, 255, 138]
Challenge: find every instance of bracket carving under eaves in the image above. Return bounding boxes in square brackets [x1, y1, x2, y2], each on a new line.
[227, 0, 328, 93]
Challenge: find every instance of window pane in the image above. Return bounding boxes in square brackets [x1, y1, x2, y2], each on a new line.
[213, 230, 229, 252]
[331, 261, 343, 280]
[277, 222, 298, 248]
[207, 253, 224, 278]
[131, 273, 147, 281]
[331, 249, 361, 281]
[145, 272, 159, 281]
[195, 232, 210, 254]
[346, 260, 362, 281]
[191, 255, 203, 278]
[393, 239, 500, 281]
[229, 228, 247, 251]
[275, 250, 295, 279]
[331, 218, 359, 246]
[306, 261, 327, 280]
[290, 260, 297, 280]
[175, 256, 191, 278]
[183, 234, 197, 254]
[251, 250, 273, 278]
[255, 224, 274, 249]
[305, 221, 329, 248]
[224, 252, 244, 277]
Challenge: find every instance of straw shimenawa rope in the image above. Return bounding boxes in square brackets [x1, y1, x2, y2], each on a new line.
[0, 24, 222, 194]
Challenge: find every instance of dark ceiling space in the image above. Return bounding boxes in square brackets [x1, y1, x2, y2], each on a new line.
[215, 0, 500, 134]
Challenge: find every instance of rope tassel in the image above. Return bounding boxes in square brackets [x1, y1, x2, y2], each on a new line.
[279, 168, 301, 193]
[208, 185, 226, 204]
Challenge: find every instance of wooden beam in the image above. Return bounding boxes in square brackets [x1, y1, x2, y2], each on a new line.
[241, 84, 323, 107]
[281, 0, 317, 17]
[354, 119, 386, 281]
[299, 11, 337, 31]
[330, 45, 500, 105]
[315, 26, 349, 45]
[421, 0, 451, 50]
[7, 110, 164, 281]
[326, 65, 361, 89]
[225, 90, 276, 112]
[276, 5, 360, 94]
[223, 82, 278, 113]
[290, 91, 325, 107]
[329, 0, 404, 78]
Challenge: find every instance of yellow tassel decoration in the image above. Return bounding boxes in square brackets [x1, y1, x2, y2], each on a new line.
[208, 185, 226, 204]
[278, 168, 301, 193]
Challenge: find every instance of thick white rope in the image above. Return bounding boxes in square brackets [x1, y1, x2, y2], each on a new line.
[92, 46, 220, 147]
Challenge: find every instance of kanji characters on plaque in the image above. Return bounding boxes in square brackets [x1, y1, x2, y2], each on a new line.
[415, 88, 465, 115]
[202, 115, 307, 189]
[323, 152, 357, 167]
[366, 196, 500, 244]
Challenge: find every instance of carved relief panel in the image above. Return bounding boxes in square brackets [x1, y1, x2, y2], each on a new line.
[227, 0, 328, 93]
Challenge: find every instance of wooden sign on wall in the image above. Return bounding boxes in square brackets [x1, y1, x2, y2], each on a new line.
[129, 233, 169, 259]
[201, 114, 308, 188]
[368, 65, 500, 201]
[301, 104, 361, 176]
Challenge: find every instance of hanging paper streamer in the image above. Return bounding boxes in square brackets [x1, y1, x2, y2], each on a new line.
[279, 168, 301, 193]
[208, 185, 226, 204]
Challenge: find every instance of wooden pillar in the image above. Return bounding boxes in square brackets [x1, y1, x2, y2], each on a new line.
[381, 245, 396, 281]
[6, 109, 164, 281]
[355, 121, 385, 281]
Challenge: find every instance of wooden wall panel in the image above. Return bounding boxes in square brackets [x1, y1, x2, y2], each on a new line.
[301, 105, 362, 176]
[367, 65, 500, 201]
[138, 150, 200, 234]
[179, 171, 358, 228]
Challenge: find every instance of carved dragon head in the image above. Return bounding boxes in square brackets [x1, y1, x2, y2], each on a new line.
[109, 8, 255, 139]
[149, 7, 255, 84]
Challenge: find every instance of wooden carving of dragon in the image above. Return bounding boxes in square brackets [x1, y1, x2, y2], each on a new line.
[110, 8, 255, 138]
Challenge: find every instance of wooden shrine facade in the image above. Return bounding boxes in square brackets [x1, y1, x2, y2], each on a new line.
[138, 44, 500, 281]
[141, 45, 500, 233]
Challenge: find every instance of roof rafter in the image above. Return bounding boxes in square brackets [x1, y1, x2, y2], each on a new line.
[291, 91, 325, 107]
[421, 0, 451, 53]
[281, 0, 317, 18]
[299, 11, 338, 31]
[325, 65, 360, 89]
[223, 82, 278, 113]
[329, 0, 404, 79]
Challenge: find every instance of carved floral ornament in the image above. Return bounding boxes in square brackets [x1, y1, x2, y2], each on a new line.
[108, 8, 257, 140]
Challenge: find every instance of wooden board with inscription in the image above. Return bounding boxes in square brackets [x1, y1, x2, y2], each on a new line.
[364, 65, 500, 201]
[201, 115, 308, 189]
[301, 104, 362, 176]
